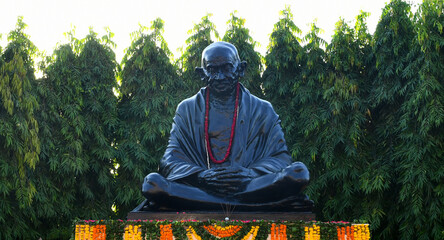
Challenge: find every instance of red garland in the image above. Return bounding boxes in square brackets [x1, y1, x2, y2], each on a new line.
[205, 82, 240, 164]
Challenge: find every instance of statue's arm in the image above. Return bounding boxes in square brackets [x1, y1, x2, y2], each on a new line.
[248, 102, 292, 174]
[159, 99, 207, 182]
[159, 125, 206, 182]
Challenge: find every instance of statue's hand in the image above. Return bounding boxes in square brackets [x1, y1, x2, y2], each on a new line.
[198, 168, 235, 191]
[198, 167, 259, 194]
[215, 166, 258, 181]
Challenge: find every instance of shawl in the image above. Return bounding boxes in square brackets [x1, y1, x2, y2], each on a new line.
[160, 84, 292, 182]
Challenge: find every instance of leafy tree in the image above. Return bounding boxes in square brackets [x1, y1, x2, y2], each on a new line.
[293, 21, 330, 200]
[310, 12, 372, 221]
[395, 0, 444, 239]
[363, 1, 416, 238]
[76, 29, 118, 217]
[223, 11, 263, 96]
[0, 17, 40, 239]
[31, 28, 118, 239]
[115, 18, 183, 217]
[177, 14, 219, 97]
[0, 4, 441, 240]
[294, 21, 328, 157]
[34, 43, 82, 239]
[261, 6, 304, 151]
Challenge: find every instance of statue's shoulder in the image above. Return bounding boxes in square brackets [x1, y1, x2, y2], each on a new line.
[242, 87, 276, 114]
[176, 88, 205, 112]
[252, 94, 274, 110]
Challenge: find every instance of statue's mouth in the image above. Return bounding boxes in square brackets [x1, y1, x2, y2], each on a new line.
[210, 80, 236, 93]
[211, 79, 229, 86]
[209, 77, 235, 86]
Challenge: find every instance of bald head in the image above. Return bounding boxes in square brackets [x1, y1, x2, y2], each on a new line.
[201, 42, 241, 68]
[195, 42, 247, 95]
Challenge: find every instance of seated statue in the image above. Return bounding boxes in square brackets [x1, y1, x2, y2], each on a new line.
[141, 41, 312, 211]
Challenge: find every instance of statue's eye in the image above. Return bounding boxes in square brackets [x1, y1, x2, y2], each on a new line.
[224, 64, 234, 73]
[206, 67, 216, 74]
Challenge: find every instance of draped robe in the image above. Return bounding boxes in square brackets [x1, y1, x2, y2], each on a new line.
[160, 84, 293, 183]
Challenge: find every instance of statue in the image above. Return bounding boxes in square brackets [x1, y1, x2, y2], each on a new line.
[141, 42, 312, 211]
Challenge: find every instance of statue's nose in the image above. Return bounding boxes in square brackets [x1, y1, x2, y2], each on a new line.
[212, 71, 225, 80]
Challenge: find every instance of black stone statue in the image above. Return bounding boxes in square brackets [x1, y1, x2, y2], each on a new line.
[140, 42, 312, 211]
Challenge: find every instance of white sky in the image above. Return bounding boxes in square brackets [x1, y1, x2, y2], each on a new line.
[1, 0, 422, 62]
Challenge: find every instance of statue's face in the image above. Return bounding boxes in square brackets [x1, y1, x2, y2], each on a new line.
[202, 45, 240, 95]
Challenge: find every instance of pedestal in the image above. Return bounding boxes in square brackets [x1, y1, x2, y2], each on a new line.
[127, 210, 315, 221]
[128, 199, 315, 221]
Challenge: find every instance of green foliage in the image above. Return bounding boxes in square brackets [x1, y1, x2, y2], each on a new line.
[394, 0, 444, 239]
[307, 12, 372, 223]
[177, 14, 219, 96]
[292, 20, 329, 197]
[293, 21, 329, 157]
[222, 11, 263, 96]
[371, 0, 414, 105]
[1, 3, 443, 240]
[32, 28, 118, 239]
[34, 43, 81, 240]
[364, 1, 416, 239]
[0, 16, 40, 239]
[76, 29, 118, 216]
[115, 19, 183, 217]
[262, 6, 304, 150]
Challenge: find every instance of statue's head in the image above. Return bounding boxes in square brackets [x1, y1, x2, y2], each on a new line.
[195, 42, 247, 95]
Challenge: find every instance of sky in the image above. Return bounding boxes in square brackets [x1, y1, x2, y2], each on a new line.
[1, 0, 422, 63]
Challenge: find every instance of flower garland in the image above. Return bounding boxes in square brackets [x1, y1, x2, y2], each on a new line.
[75, 225, 92, 240]
[305, 224, 321, 240]
[337, 226, 347, 240]
[336, 225, 370, 240]
[159, 224, 173, 240]
[92, 225, 106, 240]
[204, 82, 240, 164]
[75, 224, 107, 240]
[241, 226, 260, 240]
[124, 225, 142, 240]
[74, 220, 371, 240]
[186, 226, 202, 240]
[186, 225, 261, 240]
[348, 226, 354, 240]
[203, 224, 242, 237]
[271, 223, 287, 240]
[353, 224, 370, 240]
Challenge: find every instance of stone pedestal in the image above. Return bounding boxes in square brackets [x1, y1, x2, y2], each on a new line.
[127, 210, 315, 221]
[128, 200, 315, 221]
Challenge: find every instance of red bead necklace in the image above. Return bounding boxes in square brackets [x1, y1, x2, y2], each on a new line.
[204, 82, 240, 164]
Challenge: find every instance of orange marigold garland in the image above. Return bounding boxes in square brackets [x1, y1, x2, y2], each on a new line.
[337, 226, 346, 240]
[336, 224, 370, 240]
[92, 225, 106, 240]
[203, 224, 242, 238]
[271, 223, 287, 240]
[74, 220, 371, 240]
[75, 225, 106, 240]
[160, 224, 174, 240]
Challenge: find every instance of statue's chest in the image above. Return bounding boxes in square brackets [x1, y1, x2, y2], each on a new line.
[207, 108, 235, 159]
[208, 108, 234, 140]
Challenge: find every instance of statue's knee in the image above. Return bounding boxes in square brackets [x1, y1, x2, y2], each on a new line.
[285, 162, 309, 183]
[142, 173, 169, 194]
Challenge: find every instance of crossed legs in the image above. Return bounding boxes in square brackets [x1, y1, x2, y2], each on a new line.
[142, 162, 311, 211]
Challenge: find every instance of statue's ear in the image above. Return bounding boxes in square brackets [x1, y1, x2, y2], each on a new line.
[195, 67, 207, 81]
[237, 61, 247, 78]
